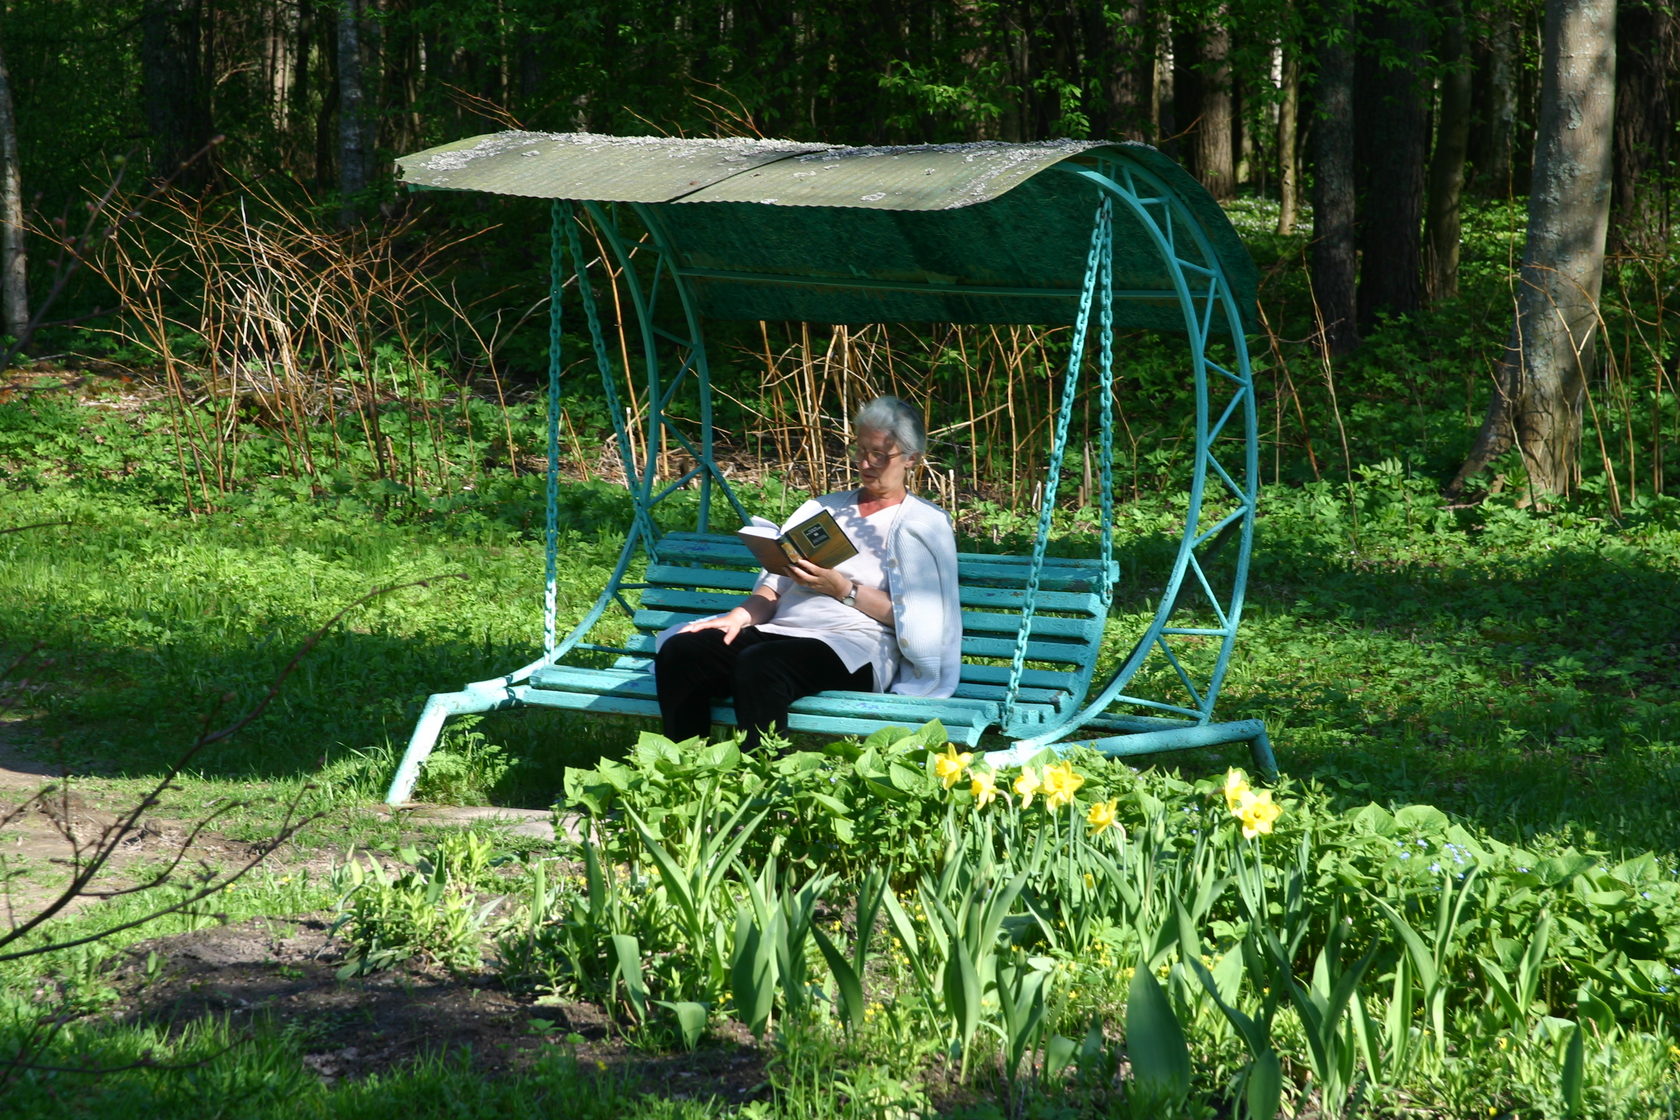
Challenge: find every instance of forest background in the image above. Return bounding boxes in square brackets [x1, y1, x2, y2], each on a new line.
[1, 2, 1680, 1116]
[0, 0, 1675, 508]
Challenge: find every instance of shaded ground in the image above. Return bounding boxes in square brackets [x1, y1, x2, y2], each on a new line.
[101, 916, 769, 1101]
[1, 735, 769, 1104]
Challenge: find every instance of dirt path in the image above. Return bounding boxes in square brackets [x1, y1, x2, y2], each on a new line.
[0, 715, 275, 919]
[0, 729, 772, 1099]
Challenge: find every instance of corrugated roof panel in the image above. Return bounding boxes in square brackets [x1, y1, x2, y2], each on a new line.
[393, 132, 1259, 332]
[395, 131, 827, 201]
[677, 140, 1105, 210]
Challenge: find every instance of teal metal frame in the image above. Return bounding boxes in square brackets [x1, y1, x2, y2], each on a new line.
[988, 155, 1267, 768]
[385, 148, 1271, 806]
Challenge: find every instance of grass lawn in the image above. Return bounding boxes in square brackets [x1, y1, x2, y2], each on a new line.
[5, 211, 1680, 1120]
[4, 424, 1679, 1116]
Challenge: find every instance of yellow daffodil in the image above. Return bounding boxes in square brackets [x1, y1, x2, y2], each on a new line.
[1042, 761, 1085, 811]
[1236, 787, 1282, 839]
[934, 743, 973, 789]
[1223, 767, 1251, 814]
[1012, 766, 1042, 808]
[970, 768, 1001, 808]
[1086, 798, 1119, 835]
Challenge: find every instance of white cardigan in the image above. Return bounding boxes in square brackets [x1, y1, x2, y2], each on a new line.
[653, 492, 963, 698]
[762, 491, 961, 696]
[879, 493, 963, 697]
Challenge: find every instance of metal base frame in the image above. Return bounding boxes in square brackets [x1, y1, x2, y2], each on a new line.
[387, 152, 1265, 804]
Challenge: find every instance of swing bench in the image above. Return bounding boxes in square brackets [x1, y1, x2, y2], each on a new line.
[385, 133, 1274, 805]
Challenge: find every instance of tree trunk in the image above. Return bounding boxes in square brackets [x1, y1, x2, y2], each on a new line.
[1309, 0, 1358, 355]
[1448, 0, 1616, 500]
[1177, 12, 1236, 199]
[141, 0, 213, 183]
[337, 0, 371, 221]
[275, 0, 298, 134]
[1609, 0, 1677, 254]
[1424, 0, 1474, 304]
[1355, 2, 1428, 330]
[1151, 4, 1172, 141]
[1275, 46, 1299, 236]
[291, 0, 317, 179]
[1468, 9, 1520, 194]
[1104, 0, 1156, 141]
[0, 31, 26, 344]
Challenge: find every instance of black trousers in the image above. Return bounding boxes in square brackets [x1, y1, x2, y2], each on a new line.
[654, 627, 873, 751]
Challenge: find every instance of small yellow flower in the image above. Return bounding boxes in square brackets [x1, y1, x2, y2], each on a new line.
[1042, 761, 1085, 811]
[970, 768, 1001, 808]
[1013, 766, 1043, 808]
[934, 743, 974, 789]
[1086, 798, 1119, 836]
[1236, 787, 1282, 839]
[1223, 767, 1251, 814]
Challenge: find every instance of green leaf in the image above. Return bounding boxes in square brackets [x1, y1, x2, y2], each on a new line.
[1244, 1048, 1283, 1120]
[1347, 803, 1397, 835]
[886, 760, 926, 793]
[654, 1000, 709, 1050]
[1560, 1020, 1584, 1118]
[1394, 805, 1449, 830]
[1186, 954, 1269, 1058]
[942, 933, 983, 1051]
[729, 908, 775, 1037]
[609, 933, 647, 1021]
[810, 923, 865, 1034]
[805, 791, 851, 816]
[693, 739, 743, 771]
[1126, 967, 1191, 1103]
[1043, 1033, 1078, 1080]
[997, 958, 1048, 1081]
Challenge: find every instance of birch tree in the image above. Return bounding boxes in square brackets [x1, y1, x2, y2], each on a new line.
[1448, 0, 1617, 499]
[0, 31, 26, 343]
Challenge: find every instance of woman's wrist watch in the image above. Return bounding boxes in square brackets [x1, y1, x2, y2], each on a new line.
[840, 580, 858, 608]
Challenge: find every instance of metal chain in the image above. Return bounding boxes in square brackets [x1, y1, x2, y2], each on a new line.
[1003, 194, 1112, 723]
[543, 200, 567, 656]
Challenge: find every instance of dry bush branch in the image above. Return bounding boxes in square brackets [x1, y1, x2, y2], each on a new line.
[0, 574, 466, 1085]
[41, 174, 502, 507]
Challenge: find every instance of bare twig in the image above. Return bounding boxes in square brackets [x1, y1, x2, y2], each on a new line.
[0, 573, 467, 959]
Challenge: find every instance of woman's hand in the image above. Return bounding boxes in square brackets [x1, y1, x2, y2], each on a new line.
[787, 559, 895, 627]
[787, 557, 849, 600]
[680, 608, 751, 644]
[679, 590, 777, 644]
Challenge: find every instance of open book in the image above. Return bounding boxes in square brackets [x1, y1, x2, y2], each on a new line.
[738, 509, 858, 576]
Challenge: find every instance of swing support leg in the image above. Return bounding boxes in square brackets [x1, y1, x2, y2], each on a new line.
[385, 687, 521, 804]
[1081, 719, 1276, 781]
[987, 718, 1275, 782]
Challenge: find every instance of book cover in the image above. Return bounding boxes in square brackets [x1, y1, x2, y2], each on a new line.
[737, 509, 858, 575]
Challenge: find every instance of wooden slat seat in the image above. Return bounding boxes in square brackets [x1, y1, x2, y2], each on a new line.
[523, 531, 1113, 746]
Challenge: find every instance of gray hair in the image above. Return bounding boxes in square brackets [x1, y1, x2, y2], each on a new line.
[853, 395, 927, 459]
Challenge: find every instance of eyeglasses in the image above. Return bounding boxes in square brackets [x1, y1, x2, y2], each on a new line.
[854, 447, 907, 468]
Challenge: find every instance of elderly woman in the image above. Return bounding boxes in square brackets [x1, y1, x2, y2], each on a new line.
[655, 396, 961, 750]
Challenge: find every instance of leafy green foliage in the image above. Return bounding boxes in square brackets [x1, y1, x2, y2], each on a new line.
[344, 733, 1680, 1115]
[330, 832, 506, 976]
[3, 177, 1678, 1112]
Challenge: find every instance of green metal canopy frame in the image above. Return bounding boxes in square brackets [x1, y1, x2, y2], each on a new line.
[384, 131, 1272, 804]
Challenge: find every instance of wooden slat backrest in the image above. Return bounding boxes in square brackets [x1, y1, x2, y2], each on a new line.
[630, 532, 1110, 682]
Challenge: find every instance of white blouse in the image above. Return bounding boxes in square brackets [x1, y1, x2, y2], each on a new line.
[753, 495, 900, 692]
